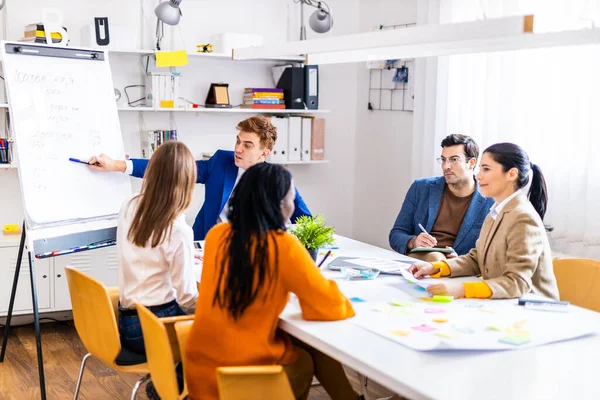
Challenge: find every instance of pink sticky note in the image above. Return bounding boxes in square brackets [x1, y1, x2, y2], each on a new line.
[424, 308, 446, 314]
[412, 324, 437, 333]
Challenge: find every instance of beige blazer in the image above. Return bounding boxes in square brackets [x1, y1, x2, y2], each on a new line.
[445, 194, 559, 300]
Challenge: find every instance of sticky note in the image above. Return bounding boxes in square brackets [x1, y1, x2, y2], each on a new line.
[155, 50, 188, 67]
[349, 297, 365, 303]
[419, 297, 434, 302]
[390, 329, 411, 336]
[412, 324, 436, 333]
[487, 324, 506, 331]
[432, 317, 448, 323]
[3, 224, 20, 235]
[373, 304, 391, 312]
[391, 299, 412, 307]
[432, 295, 454, 303]
[513, 320, 528, 328]
[499, 336, 531, 346]
[394, 309, 415, 316]
[436, 331, 458, 339]
[507, 329, 531, 338]
[424, 308, 446, 314]
[453, 325, 475, 334]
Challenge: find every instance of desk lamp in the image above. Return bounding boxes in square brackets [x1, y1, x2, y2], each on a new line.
[155, 0, 183, 50]
[298, 0, 333, 40]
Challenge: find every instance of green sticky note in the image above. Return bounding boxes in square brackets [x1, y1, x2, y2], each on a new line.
[432, 295, 454, 303]
[392, 299, 412, 307]
[499, 336, 531, 346]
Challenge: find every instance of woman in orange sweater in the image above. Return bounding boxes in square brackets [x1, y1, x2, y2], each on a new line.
[185, 163, 362, 400]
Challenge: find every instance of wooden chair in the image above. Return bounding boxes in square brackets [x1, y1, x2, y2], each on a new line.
[135, 303, 194, 400]
[173, 321, 295, 400]
[216, 365, 295, 400]
[553, 258, 600, 312]
[64, 267, 150, 400]
[174, 320, 193, 374]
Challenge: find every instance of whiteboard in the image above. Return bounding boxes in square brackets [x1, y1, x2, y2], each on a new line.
[1, 42, 131, 230]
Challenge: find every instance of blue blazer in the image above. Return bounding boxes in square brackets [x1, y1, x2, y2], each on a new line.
[389, 176, 493, 256]
[131, 150, 312, 240]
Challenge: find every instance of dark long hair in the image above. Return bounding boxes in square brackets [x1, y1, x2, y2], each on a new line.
[483, 143, 548, 220]
[212, 163, 292, 320]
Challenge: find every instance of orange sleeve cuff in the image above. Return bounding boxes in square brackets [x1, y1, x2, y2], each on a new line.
[429, 261, 451, 278]
[463, 282, 492, 298]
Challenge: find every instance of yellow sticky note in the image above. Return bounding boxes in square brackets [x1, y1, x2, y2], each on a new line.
[419, 297, 434, 302]
[3, 224, 20, 235]
[390, 329, 411, 337]
[432, 318, 448, 323]
[391, 299, 412, 307]
[436, 331, 458, 339]
[155, 50, 188, 67]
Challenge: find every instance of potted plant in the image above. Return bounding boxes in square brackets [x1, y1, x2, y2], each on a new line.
[289, 215, 335, 261]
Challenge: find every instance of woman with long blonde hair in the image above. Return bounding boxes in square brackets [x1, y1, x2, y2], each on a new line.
[117, 141, 199, 355]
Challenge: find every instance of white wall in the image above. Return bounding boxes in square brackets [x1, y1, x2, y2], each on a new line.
[0, 0, 361, 237]
[351, 0, 418, 248]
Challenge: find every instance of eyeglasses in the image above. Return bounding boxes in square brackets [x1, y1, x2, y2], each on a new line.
[436, 156, 471, 165]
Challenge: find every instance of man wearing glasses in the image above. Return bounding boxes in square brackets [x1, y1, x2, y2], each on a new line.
[389, 134, 493, 262]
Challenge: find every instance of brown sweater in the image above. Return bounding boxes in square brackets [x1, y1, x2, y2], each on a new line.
[429, 186, 473, 249]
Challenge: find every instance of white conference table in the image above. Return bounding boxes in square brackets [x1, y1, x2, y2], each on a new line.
[278, 235, 600, 400]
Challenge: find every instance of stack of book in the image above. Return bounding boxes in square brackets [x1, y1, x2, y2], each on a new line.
[141, 130, 178, 158]
[242, 88, 285, 109]
[20, 23, 68, 44]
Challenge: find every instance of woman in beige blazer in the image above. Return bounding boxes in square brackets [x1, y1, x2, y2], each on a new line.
[409, 143, 559, 300]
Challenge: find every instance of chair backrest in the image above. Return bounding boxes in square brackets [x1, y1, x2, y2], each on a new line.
[174, 321, 193, 373]
[553, 258, 600, 312]
[64, 267, 122, 366]
[216, 366, 295, 400]
[136, 303, 180, 400]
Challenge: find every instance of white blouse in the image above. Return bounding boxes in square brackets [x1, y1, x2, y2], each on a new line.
[117, 195, 198, 314]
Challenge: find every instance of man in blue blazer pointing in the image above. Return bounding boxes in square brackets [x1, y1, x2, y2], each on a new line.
[90, 116, 311, 240]
[389, 134, 493, 262]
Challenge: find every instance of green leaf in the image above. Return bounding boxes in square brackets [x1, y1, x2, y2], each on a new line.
[289, 215, 335, 250]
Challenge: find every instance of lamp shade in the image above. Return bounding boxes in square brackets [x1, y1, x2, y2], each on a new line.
[155, 0, 182, 26]
[309, 9, 333, 33]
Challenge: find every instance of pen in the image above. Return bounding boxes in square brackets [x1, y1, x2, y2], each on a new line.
[418, 223, 428, 235]
[69, 157, 101, 166]
[517, 298, 569, 307]
[69, 157, 91, 165]
[317, 250, 332, 267]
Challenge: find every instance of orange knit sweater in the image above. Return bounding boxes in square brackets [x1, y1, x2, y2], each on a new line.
[185, 223, 355, 400]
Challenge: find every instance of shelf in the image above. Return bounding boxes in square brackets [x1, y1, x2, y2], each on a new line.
[0, 234, 22, 248]
[0, 163, 17, 169]
[116, 106, 330, 115]
[0, 104, 328, 115]
[273, 160, 330, 165]
[108, 48, 305, 63]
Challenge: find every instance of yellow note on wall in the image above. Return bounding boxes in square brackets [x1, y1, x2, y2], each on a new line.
[155, 50, 188, 67]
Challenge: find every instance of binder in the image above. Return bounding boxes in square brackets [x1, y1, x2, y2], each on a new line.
[268, 117, 289, 163]
[304, 65, 319, 109]
[288, 117, 302, 161]
[276, 67, 305, 109]
[311, 118, 325, 160]
[301, 117, 313, 161]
